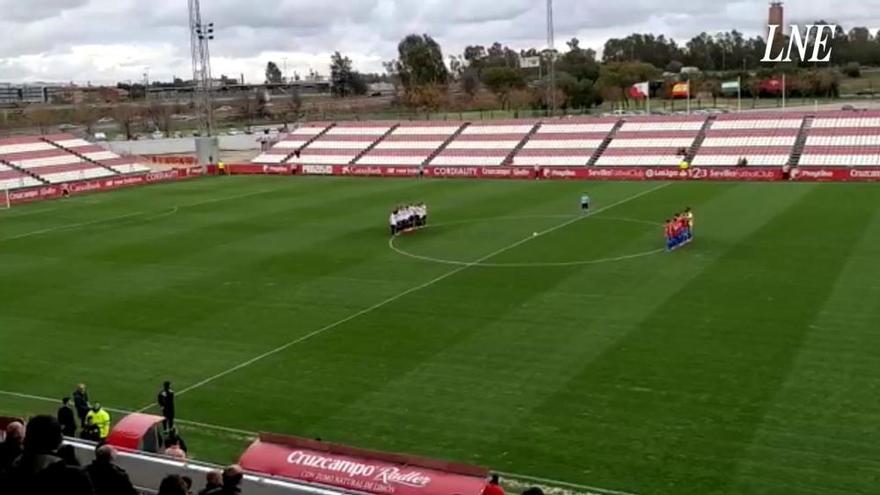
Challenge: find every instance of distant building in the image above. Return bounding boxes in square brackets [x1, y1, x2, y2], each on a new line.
[767, 2, 784, 41]
[368, 82, 395, 96]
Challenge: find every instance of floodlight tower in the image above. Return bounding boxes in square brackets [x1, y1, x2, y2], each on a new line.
[546, 0, 557, 114]
[188, 0, 215, 137]
[188, 0, 219, 165]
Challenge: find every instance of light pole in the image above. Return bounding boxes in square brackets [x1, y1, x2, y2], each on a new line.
[546, 0, 557, 115]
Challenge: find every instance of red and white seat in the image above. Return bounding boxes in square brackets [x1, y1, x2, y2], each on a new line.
[430, 123, 533, 167]
[356, 123, 463, 166]
[42, 135, 150, 174]
[597, 117, 702, 166]
[800, 112, 880, 167]
[692, 114, 801, 167]
[513, 120, 616, 167]
[287, 123, 391, 166]
[0, 163, 43, 190]
[253, 124, 331, 164]
[0, 137, 115, 184]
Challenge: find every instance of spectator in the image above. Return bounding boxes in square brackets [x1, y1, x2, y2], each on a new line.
[158, 474, 189, 495]
[58, 397, 77, 437]
[221, 464, 244, 494]
[182, 475, 194, 494]
[198, 470, 223, 495]
[73, 384, 91, 427]
[164, 440, 187, 460]
[84, 403, 111, 442]
[4, 415, 93, 495]
[86, 445, 136, 495]
[0, 421, 24, 472]
[482, 474, 505, 495]
[57, 444, 81, 466]
[165, 428, 188, 454]
[157, 381, 176, 431]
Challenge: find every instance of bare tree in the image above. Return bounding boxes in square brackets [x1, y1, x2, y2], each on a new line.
[146, 101, 174, 137]
[281, 90, 303, 129]
[113, 104, 140, 140]
[25, 106, 56, 135]
[74, 104, 103, 136]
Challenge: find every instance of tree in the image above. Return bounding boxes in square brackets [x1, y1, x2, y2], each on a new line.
[481, 67, 526, 109]
[395, 34, 449, 90]
[843, 62, 861, 78]
[330, 52, 367, 97]
[265, 61, 283, 84]
[461, 69, 480, 99]
[146, 101, 174, 137]
[74, 104, 103, 136]
[330, 51, 354, 98]
[25, 106, 55, 135]
[281, 90, 303, 127]
[112, 104, 140, 140]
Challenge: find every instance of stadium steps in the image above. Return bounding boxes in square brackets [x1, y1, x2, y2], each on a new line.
[685, 115, 717, 163]
[421, 122, 470, 167]
[787, 115, 815, 167]
[587, 118, 625, 166]
[40, 137, 120, 175]
[352, 123, 400, 165]
[281, 123, 336, 163]
[0, 158, 50, 185]
[503, 122, 542, 166]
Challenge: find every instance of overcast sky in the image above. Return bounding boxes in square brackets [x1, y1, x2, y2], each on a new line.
[1, 0, 879, 84]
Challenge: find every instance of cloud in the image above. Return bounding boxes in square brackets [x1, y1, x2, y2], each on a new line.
[1, 0, 879, 83]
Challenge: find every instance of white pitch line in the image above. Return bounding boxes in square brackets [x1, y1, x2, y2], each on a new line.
[0, 388, 640, 495]
[153, 182, 671, 407]
[0, 187, 285, 243]
[0, 389, 255, 437]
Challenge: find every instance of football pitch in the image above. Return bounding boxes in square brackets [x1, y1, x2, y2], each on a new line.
[1, 176, 879, 495]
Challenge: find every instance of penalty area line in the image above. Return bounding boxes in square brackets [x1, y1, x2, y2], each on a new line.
[150, 182, 671, 408]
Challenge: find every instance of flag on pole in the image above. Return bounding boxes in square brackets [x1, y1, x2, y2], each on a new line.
[629, 82, 649, 100]
[672, 82, 690, 98]
[721, 80, 740, 94]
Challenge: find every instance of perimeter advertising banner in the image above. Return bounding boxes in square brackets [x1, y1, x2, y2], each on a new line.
[293, 164, 880, 182]
[8, 169, 197, 205]
[239, 434, 489, 495]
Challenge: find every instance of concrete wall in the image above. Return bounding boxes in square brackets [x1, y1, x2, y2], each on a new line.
[105, 134, 264, 156]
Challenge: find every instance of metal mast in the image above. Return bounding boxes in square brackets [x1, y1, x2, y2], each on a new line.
[546, 0, 557, 114]
[188, 0, 215, 136]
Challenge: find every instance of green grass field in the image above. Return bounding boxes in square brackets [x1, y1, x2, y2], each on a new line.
[1, 177, 879, 495]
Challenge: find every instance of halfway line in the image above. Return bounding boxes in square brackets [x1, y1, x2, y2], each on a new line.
[153, 182, 672, 407]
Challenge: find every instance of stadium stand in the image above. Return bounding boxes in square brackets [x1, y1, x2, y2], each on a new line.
[0, 136, 117, 184]
[513, 119, 618, 167]
[286, 122, 393, 166]
[692, 113, 801, 167]
[800, 112, 880, 167]
[355, 123, 465, 166]
[41, 134, 152, 175]
[0, 162, 44, 191]
[429, 122, 536, 166]
[596, 116, 703, 166]
[252, 123, 333, 164]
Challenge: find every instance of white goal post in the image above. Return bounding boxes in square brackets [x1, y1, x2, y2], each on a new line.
[0, 188, 9, 210]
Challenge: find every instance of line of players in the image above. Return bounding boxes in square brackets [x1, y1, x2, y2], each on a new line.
[665, 207, 694, 251]
[389, 203, 428, 235]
